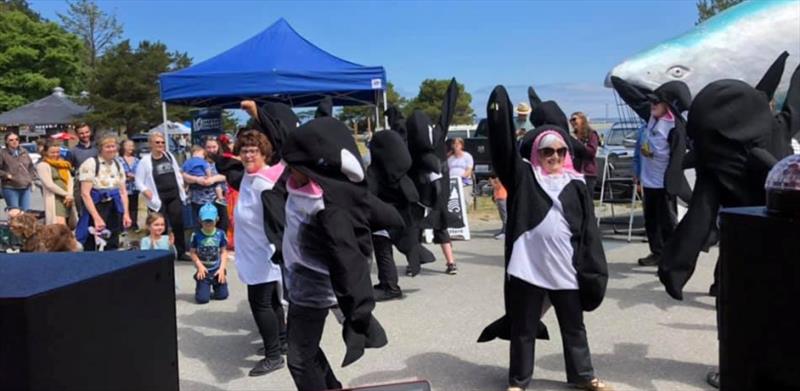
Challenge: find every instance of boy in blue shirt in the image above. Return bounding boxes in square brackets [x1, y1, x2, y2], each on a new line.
[183, 146, 225, 203]
[190, 203, 229, 304]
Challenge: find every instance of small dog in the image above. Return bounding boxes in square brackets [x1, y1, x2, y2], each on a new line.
[9, 213, 80, 252]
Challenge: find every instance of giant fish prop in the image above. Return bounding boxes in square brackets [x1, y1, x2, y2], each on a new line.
[605, 0, 800, 102]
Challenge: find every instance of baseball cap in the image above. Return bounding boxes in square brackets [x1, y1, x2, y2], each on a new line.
[199, 203, 218, 222]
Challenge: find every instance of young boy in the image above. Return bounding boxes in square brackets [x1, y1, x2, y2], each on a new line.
[190, 203, 229, 304]
[183, 146, 225, 203]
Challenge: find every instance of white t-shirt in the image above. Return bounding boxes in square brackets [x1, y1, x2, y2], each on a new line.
[233, 165, 283, 285]
[640, 116, 674, 189]
[448, 152, 474, 185]
[507, 171, 578, 290]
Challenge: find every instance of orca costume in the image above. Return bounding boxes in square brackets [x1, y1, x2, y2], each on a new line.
[405, 78, 459, 246]
[478, 86, 608, 388]
[368, 127, 435, 297]
[658, 58, 800, 300]
[281, 117, 403, 389]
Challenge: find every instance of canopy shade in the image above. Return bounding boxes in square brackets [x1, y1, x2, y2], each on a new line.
[159, 18, 386, 108]
[148, 121, 191, 135]
[0, 88, 88, 126]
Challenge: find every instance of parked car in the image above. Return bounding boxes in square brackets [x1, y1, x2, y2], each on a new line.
[20, 142, 41, 164]
[595, 120, 644, 199]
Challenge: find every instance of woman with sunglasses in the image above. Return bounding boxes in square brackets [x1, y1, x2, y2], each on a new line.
[136, 131, 189, 259]
[479, 86, 610, 391]
[569, 112, 601, 197]
[0, 133, 36, 211]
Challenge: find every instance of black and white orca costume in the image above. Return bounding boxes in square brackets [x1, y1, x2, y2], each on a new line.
[477, 86, 608, 388]
[405, 79, 459, 246]
[368, 127, 435, 295]
[280, 116, 403, 387]
[658, 58, 800, 300]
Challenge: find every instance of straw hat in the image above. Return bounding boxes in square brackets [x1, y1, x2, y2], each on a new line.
[515, 102, 532, 116]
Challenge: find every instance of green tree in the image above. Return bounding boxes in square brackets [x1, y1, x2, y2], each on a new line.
[58, 0, 123, 70]
[404, 79, 474, 125]
[0, 9, 86, 112]
[222, 110, 239, 132]
[87, 40, 192, 135]
[0, 0, 40, 20]
[338, 82, 406, 131]
[696, 0, 743, 24]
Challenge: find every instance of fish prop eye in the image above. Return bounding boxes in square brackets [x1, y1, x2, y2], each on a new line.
[668, 65, 690, 79]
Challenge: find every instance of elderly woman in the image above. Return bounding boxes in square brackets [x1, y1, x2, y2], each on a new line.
[136, 131, 188, 259]
[76, 134, 132, 251]
[117, 139, 140, 230]
[0, 132, 36, 211]
[37, 140, 78, 226]
[478, 87, 610, 391]
[233, 130, 286, 377]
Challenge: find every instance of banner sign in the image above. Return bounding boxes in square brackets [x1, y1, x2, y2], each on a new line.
[191, 108, 223, 145]
[423, 176, 471, 241]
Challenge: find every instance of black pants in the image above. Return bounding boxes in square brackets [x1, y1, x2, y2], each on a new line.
[191, 202, 229, 233]
[128, 193, 139, 230]
[508, 277, 594, 388]
[287, 303, 341, 391]
[158, 195, 186, 255]
[248, 282, 286, 360]
[642, 187, 677, 257]
[372, 234, 399, 291]
[84, 200, 121, 251]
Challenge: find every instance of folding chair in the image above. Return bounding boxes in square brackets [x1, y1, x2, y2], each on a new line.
[596, 153, 642, 242]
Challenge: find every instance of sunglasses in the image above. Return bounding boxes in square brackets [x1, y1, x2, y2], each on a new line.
[569, 117, 578, 122]
[153, 140, 165, 145]
[539, 147, 568, 158]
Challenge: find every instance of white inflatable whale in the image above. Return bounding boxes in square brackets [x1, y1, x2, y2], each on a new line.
[605, 0, 800, 102]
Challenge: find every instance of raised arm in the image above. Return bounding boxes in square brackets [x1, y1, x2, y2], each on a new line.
[775, 62, 800, 142]
[610, 76, 653, 122]
[242, 100, 292, 165]
[487, 85, 522, 192]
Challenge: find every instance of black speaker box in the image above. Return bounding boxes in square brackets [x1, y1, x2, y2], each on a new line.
[0, 251, 178, 391]
[719, 207, 800, 391]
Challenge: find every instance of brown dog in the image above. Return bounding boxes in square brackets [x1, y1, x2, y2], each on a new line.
[9, 213, 79, 252]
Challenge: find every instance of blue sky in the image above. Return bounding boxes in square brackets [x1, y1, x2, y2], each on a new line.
[30, 0, 699, 120]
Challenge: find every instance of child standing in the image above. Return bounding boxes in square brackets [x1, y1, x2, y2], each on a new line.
[490, 173, 507, 240]
[190, 203, 229, 304]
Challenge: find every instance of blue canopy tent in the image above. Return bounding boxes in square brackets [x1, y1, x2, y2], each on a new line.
[159, 18, 387, 119]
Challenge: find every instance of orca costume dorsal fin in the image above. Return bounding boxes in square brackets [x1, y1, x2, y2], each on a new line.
[756, 51, 789, 102]
[315, 96, 333, 118]
[528, 86, 542, 110]
[436, 78, 459, 132]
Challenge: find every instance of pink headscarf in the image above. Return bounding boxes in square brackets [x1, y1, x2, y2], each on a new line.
[530, 130, 583, 180]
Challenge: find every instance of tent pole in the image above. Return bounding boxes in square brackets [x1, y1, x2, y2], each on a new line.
[382, 89, 388, 129]
[374, 102, 380, 132]
[162, 101, 170, 152]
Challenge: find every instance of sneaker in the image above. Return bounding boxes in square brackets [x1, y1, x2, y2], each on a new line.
[374, 286, 403, 302]
[494, 232, 505, 240]
[637, 253, 660, 267]
[574, 378, 614, 391]
[445, 263, 458, 275]
[248, 356, 285, 377]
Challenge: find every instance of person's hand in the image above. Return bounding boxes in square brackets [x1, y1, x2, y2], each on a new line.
[94, 216, 106, 231]
[195, 265, 208, 280]
[168, 232, 175, 245]
[240, 100, 257, 117]
[6, 174, 12, 179]
[215, 268, 226, 284]
[143, 190, 153, 200]
[201, 177, 214, 186]
[123, 213, 132, 228]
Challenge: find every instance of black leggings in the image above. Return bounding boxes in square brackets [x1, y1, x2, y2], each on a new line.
[642, 187, 677, 256]
[508, 277, 594, 388]
[248, 282, 286, 360]
[372, 234, 399, 290]
[158, 196, 186, 255]
[128, 193, 139, 229]
[287, 303, 341, 391]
